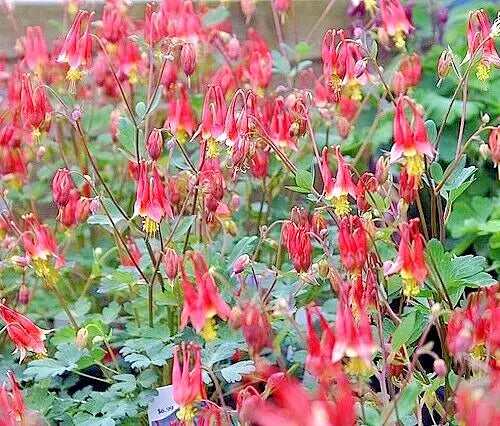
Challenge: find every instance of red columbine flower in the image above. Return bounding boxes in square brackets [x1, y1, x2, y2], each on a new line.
[0, 302, 50, 361]
[391, 95, 435, 178]
[356, 172, 377, 212]
[172, 343, 206, 422]
[59, 188, 90, 228]
[166, 84, 197, 144]
[464, 9, 500, 82]
[269, 97, 297, 150]
[455, 376, 500, 426]
[250, 145, 269, 180]
[6, 372, 26, 421]
[144, 3, 163, 46]
[201, 85, 227, 157]
[20, 74, 52, 142]
[117, 38, 144, 85]
[320, 146, 356, 216]
[133, 161, 173, 237]
[23, 26, 49, 73]
[385, 218, 428, 297]
[322, 29, 344, 101]
[332, 288, 376, 374]
[399, 164, 419, 203]
[22, 214, 64, 270]
[163, 247, 179, 280]
[57, 10, 94, 86]
[282, 207, 312, 273]
[338, 215, 368, 275]
[306, 305, 337, 380]
[102, 2, 129, 44]
[379, 0, 413, 49]
[273, 0, 290, 14]
[52, 168, 75, 208]
[199, 158, 225, 215]
[489, 127, 500, 178]
[231, 302, 272, 355]
[179, 251, 231, 340]
[400, 54, 422, 88]
[246, 50, 272, 93]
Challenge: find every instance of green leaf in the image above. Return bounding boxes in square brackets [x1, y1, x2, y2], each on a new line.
[24, 358, 69, 381]
[171, 215, 196, 242]
[295, 170, 313, 190]
[110, 374, 137, 394]
[271, 50, 291, 75]
[135, 102, 146, 120]
[203, 341, 239, 367]
[285, 185, 311, 194]
[102, 301, 121, 323]
[294, 41, 311, 57]
[381, 381, 421, 424]
[429, 162, 443, 183]
[227, 236, 258, 266]
[392, 310, 416, 352]
[219, 360, 255, 383]
[203, 5, 229, 27]
[425, 120, 437, 145]
[118, 117, 136, 154]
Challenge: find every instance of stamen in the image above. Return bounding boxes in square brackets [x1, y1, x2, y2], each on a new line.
[332, 194, 351, 216]
[401, 269, 420, 297]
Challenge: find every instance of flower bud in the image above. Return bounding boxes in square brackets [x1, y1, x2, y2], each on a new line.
[52, 168, 74, 207]
[273, 0, 290, 14]
[481, 113, 490, 124]
[488, 127, 500, 167]
[318, 258, 330, 279]
[89, 197, 100, 214]
[71, 105, 82, 121]
[336, 116, 351, 139]
[437, 49, 452, 80]
[11, 256, 30, 268]
[433, 358, 447, 377]
[36, 146, 46, 160]
[354, 59, 367, 79]
[479, 142, 491, 160]
[76, 328, 89, 349]
[227, 36, 241, 61]
[180, 43, 196, 77]
[375, 156, 390, 184]
[241, 0, 256, 24]
[163, 247, 179, 280]
[233, 254, 250, 275]
[146, 128, 163, 161]
[392, 71, 407, 95]
[225, 220, 237, 236]
[231, 194, 241, 210]
[18, 284, 31, 305]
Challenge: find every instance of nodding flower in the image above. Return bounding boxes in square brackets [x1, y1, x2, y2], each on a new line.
[282, 207, 313, 273]
[225, 90, 254, 176]
[57, 10, 94, 86]
[172, 342, 206, 422]
[338, 215, 368, 276]
[201, 85, 227, 157]
[102, 2, 129, 44]
[398, 164, 419, 204]
[400, 54, 422, 88]
[379, 0, 413, 49]
[0, 302, 50, 362]
[22, 214, 64, 272]
[119, 236, 142, 268]
[391, 95, 434, 178]
[20, 74, 52, 142]
[23, 26, 49, 73]
[144, 3, 163, 46]
[320, 146, 356, 216]
[165, 84, 197, 144]
[463, 9, 500, 82]
[58, 188, 90, 228]
[384, 218, 428, 297]
[305, 305, 337, 380]
[146, 128, 163, 161]
[488, 127, 500, 178]
[180, 42, 197, 77]
[133, 160, 173, 237]
[52, 168, 75, 208]
[332, 286, 376, 375]
[179, 251, 231, 341]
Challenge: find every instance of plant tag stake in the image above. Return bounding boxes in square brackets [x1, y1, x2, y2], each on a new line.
[148, 385, 179, 425]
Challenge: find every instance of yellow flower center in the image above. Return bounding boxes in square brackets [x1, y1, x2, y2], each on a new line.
[143, 217, 159, 238]
[176, 128, 189, 144]
[206, 137, 221, 158]
[332, 194, 351, 216]
[177, 404, 197, 422]
[476, 62, 491, 82]
[405, 154, 425, 177]
[128, 66, 139, 86]
[344, 356, 372, 377]
[365, 0, 377, 13]
[394, 29, 406, 49]
[401, 269, 420, 297]
[471, 344, 486, 361]
[329, 73, 342, 95]
[343, 80, 362, 101]
[31, 128, 42, 143]
[200, 317, 217, 341]
[66, 68, 83, 83]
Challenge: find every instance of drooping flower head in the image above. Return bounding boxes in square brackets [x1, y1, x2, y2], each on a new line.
[20, 74, 52, 142]
[391, 95, 435, 177]
[201, 85, 227, 157]
[133, 160, 173, 237]
[379, 0, 413, 49]
[180, 251, 231, 340]
[338, 215, 368, 275]
[320, 146, 356, 216]
[385, 218, 428, 297]
[463, 9, 500, 82]
[282, 207, 312, 273]
[165, 84, 197, 144]
[172, 342, 206, 422]
[0, 303, 50, 362]
[23, 26, 49, 73]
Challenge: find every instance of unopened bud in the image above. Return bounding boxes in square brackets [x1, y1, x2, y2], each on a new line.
[431, 303, 441, 317]
[375, 156, 390, 184]
[18, 284, 31, 305]
[72, 105, 82, 121]
[180, 43, 196, 77]
[224, 220, 237, 236]
[36, 146, 46, 160]
[94, 247, 103, 257]
[76, 328, 89, 349]
[479, 143, 491, 160]
[231, 194, 241, 210]
[146, 128, 163, 161]
[52, 168, 74, 208]
[233, 254, 250, 275]
[392, 71, 407, 95]
[11, 256, 30, 268]
[336, 116, 351, 139]
[437, 49, 452, 80]
[354, 60, 367, 78]
[89, 197, 100, 214]
[318, 258, 330, 279]
[92, 335, 104, 345]
[163, 247, 179, 280]
[433, 358, 447, 377]
[481, 113, 490, 124]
